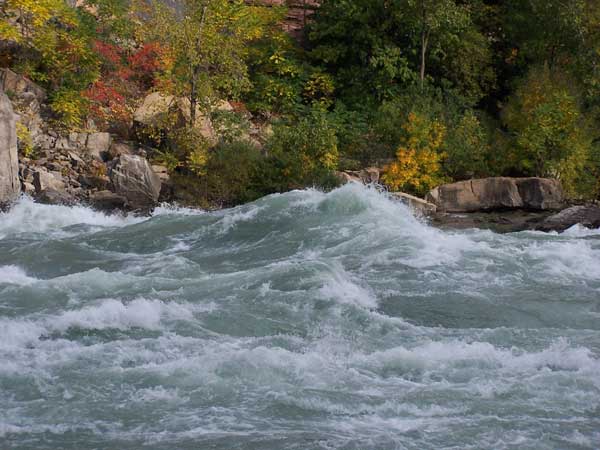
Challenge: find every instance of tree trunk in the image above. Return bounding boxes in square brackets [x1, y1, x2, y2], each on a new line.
[419, 2, 429, 91]
[190, 68, 198, 127]
[420, 30, 429, 90]
[189, 4, 209, 128]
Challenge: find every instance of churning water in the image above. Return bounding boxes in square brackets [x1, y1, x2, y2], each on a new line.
[1, 184, 599, 449]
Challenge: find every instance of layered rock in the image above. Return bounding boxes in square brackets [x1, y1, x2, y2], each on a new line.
[0, 91, 20, 207]
[427, 177, 564, 213]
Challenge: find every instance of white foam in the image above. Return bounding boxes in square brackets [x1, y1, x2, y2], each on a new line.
[356, 338, 600, 376]
[0, 265, 38, 285]
[218, 204, 264, 232]
[0, 298, 197, 351]
[0, 196, 144, 238]
[152, 203, 206, 216]
[319, 263, 378, 309]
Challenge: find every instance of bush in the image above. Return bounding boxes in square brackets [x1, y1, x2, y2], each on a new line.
[382, 111, 447, 196]
[503, 66, 597, 198]
[443, 110, 490, 180]
[263, 110, 340, 191]
[201, 140, 267, 206]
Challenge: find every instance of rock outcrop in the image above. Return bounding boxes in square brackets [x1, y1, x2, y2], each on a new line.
[535, 205, 600, 233]
[0, 91, 20, 207]
[427, 177, 564, 213]
[133, 92, 216, 143]
[109, 154, 162, 210]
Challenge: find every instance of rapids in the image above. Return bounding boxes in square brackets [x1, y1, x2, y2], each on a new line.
[0, 184, 599, 449]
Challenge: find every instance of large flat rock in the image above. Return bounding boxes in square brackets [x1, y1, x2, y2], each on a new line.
[427, 177, 564, 213]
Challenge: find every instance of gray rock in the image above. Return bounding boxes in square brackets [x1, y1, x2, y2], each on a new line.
[89, 190, 127, 211]
[427, 177, 564, 213]
[109, 154, 161, 209]
[32, 168, 66, 193]
[35, 188, 75, 206]
[0, 69, 46, 103]
[134, 92, 216, 143]
[151, 164, 169, 183]
[108, 141, 134, 160]
[390, 192, 437, 214]
[340, 168, 380, 185]
[536, 205, 600, 233]
[85, 132, 111, 160]
[515, 178, 564, 210]
[0, 92, 20, 207]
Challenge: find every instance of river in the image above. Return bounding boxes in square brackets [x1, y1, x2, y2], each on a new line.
[1, 184, 599, 449]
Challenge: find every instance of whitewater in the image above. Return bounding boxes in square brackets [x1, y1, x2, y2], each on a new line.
[0, 183, 599, 449]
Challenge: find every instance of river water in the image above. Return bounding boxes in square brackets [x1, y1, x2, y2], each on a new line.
[1, 184, 599, 449]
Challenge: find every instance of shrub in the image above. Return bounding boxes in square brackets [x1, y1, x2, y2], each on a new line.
[382, 111, 447, 196]
[264, 110, 339, 191]
[503, 66, 597, 198]
[443, 110, 490, 180]
[16, 122, 34, 157]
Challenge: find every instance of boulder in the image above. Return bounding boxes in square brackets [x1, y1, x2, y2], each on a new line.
[107, 141, 134, 160]
[0, 92, 20, 207]
[427, 177, 564, 213]
[0, 69, 46, 103]
[109, 154, 161, 209]
[390, 192, 437, 214]
[151, 164, 169, 183]
[336, 168, 381, 185]
[32, 168, 66, 193]
[335, 171, 362, 184]
[89, 190, 127, 211]
[36, 188, 75, 206]
[536, 206, 600, 233]
[133, 92, 216, 143]
[515, 178, 564, 210]
[85, 132, 111, 160]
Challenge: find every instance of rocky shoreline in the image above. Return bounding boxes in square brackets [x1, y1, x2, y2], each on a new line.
[2, 68, 600, 233]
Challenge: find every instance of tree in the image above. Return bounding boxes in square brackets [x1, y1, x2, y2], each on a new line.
[0, 0, 99, 126]
[503, 66, 596, 196]
[134, 0, 262, 127]
[397, 0, 470, 89]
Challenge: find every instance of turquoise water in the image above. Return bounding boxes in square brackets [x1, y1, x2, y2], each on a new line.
[1, 184, 599, 449]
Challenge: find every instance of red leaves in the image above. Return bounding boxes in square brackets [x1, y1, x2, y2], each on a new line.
[86, 40, 166, 131]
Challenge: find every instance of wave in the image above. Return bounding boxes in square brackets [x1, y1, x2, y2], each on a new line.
[0, 196, 144, 239]
[0, 265, 39, 285]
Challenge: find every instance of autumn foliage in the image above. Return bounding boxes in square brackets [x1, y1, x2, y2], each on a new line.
[383, 112, 446, 196]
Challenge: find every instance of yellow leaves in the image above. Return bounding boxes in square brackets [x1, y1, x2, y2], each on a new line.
[382, 111, 446, 196]
[16, 122, 34, 157]
[303, 72, 335, 109]
[187, 148, 209, 176]
[3, 0, 72, 42]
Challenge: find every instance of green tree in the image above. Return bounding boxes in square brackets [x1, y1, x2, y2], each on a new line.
[503, 66, 596, 197]
[397, 0, 470, 90]
[135, 0, 263, 127]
